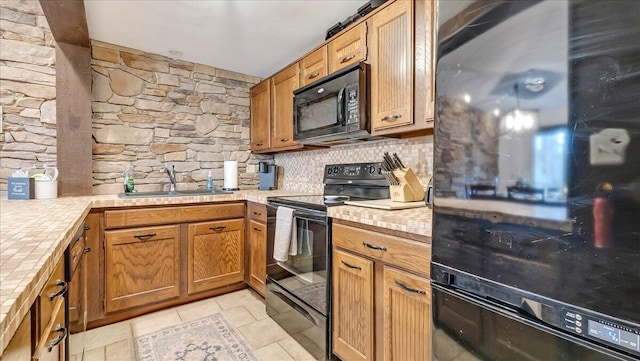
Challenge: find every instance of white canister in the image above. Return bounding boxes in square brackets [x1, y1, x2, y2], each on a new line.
[35, 179, 58, 199]
[223, 160, 238, 190]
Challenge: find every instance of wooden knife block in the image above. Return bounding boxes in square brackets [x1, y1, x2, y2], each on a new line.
[390, 168, 426, 202]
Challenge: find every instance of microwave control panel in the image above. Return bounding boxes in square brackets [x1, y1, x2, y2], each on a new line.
[345, 84, 359, 124]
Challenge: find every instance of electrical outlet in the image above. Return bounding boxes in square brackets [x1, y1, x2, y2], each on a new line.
[590, 128, 630, 165]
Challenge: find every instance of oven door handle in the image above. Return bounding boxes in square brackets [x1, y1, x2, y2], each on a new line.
[337, 87, 346, 126]
[271, 290, 320, 327]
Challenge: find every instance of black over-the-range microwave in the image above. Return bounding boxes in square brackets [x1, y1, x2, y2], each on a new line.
[293, 62, 376, 145]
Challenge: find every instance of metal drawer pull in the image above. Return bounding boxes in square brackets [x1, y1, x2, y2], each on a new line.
[253, 227, 262, 232]
[256, 143, 263, 147]
[49, 280, 68, 301]
[281, 138, 289, 142]
[84, 247, 91, 254]
[395, 280, 426, 295]
[381, 114, 402, 122]
[341, 54, 355, 63]
[363, 242, 387, 251]
[85, 225, 91, 231]
[308, 72, 320, 79]
[253, 211, 262, 216]
[341, 260, 362, 270]
[133, 233, 156, 240]
[46, 324, 67, 351]
[210, 226, 227, 231]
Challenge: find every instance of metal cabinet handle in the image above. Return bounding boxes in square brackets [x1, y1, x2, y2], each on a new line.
[363, 242, 387, 251]
[381, 114, 402, 122]
[46, 324, 67, 351]
[341, 260, 362, 270]
[280, 138, 289, 142]
[253, 227, 262, 232]
[395, 280, 426, 295]
[210, 226, 227, 231]
[48, 280, 68, 301]
[84, 225, 91, 231]
[341, 54, 355, 63]
[133, 233, 156, 240]
[256, 143, 263, 147]
[308, 72, 320, 79]
[84, 247, 91, 254]
[253, 211, 262, 216]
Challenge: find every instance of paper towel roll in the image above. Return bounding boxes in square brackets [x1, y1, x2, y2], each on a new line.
[223, 160, 238, 190]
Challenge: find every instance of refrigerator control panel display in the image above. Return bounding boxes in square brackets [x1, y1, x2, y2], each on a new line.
[562, 308, 640, 355]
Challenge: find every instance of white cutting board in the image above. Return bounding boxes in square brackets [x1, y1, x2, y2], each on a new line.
[343, 199, 426, 210]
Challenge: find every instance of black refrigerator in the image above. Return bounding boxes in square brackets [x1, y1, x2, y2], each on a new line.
[432, 1, 640, 360]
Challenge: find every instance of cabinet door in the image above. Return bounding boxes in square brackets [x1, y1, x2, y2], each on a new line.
[250, 78, 271, 151]
[300, 46, 328, 87]
[332, 249, 374, 361]
[271, 63, 300, 149]
[34, 298, 65, 361]
[248, 220, 267, 296]
[370, 0, 414, 131]
[382, 266, 431, 361]
[328, 23, 367, 73]
[187, 219, 244, 295]
[105, 225, 181, 313]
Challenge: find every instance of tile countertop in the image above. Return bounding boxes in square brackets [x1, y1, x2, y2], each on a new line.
[0, 190, 433, 353]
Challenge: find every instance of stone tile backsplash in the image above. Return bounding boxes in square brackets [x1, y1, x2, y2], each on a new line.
[274, 135, 434, 193]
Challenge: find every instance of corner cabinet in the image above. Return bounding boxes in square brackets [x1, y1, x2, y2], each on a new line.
[332, 222, 432, 361]
[250, 79, 271, 151]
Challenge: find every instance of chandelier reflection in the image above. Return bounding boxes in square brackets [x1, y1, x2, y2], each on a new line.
[501, 83, 538, 132]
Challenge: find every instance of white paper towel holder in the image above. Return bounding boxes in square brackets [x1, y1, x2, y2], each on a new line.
[223, 160, 240, 191]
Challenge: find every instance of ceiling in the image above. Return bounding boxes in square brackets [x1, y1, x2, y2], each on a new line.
[84, 0, 368, 78]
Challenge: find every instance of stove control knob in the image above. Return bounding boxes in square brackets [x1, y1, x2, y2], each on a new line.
[327, 168, 332, 175]
[334, 166, 339, 174]
[368, 166, 376, 174]
[378, 167, 383, 174]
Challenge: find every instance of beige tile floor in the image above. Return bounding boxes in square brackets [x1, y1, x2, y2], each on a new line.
[69, 289, 318, 361]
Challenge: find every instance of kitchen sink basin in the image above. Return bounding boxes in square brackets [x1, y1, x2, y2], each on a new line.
[117, 189, 233, 198]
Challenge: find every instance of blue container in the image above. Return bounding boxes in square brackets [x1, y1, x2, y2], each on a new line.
[8, 177, 35, 199]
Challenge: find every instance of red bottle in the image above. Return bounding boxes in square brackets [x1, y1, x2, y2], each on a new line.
[593, 196, 614, 248]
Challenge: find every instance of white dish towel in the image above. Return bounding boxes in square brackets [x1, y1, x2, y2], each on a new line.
[273, 206, 297, 262]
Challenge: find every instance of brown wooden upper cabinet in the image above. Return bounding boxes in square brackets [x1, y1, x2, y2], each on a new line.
[271, 63, 301, 149]
[300, 46, 328, 87]
[370, 0, 414, 131]
[250, 79, 271, 152]
[328, 22, 367, 73]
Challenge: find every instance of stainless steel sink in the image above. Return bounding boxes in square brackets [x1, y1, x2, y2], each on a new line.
[117, 189, 233, 198]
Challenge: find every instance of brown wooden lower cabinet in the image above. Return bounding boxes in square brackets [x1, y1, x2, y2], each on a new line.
[187, 219, 245, 295]
[332, 223, 432, 361]
[332, 249, 375, 361]
[382, 266, 431, 361]
[247, 220, 267, 296]
[2, 311, 31, 361]
[105, 225, 181, 313]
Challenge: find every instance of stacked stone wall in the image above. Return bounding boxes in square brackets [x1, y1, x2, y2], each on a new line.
[0, 0, 57, 190]
[90, 41, 271, 194]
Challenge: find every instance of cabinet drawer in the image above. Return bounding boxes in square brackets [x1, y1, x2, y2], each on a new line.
[332, 224, 430, 277]
[39, 259, 65, 335]
[104, 203, 245, 228]
[328, 22, 367, 73]
[248, 202, 267, 223]
[300, 46, 328, 86]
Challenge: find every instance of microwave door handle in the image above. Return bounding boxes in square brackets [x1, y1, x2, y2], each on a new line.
[337, 87, 346, 126]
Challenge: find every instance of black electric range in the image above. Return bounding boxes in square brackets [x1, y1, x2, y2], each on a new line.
[265, 162, 390, 361]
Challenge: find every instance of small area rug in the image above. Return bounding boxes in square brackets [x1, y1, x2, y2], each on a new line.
[133, 313, 259, 361]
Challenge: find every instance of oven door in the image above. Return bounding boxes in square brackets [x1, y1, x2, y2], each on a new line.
[266, 203, 330, 315]
[266, 281, 328, 361]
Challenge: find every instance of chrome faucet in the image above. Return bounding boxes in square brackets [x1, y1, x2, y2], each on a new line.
[161, 165, 176, 192]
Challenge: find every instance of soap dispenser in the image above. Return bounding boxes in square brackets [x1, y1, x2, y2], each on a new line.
[206, 171, 214, 191]
[123, 163, 135, 193]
